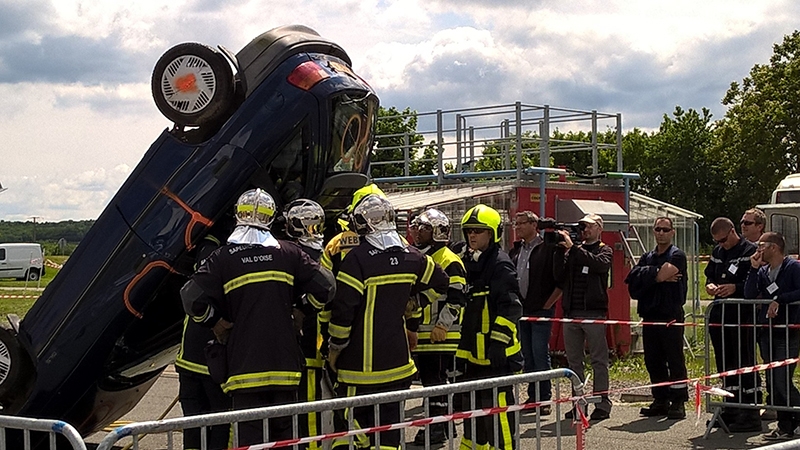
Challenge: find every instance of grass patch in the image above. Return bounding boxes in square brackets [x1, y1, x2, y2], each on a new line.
[0, 255, 67, 320]
[0, 255, 67, 288]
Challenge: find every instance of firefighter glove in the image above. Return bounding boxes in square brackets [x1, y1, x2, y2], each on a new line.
[327, 339, 348, 372]
[407, 329, 418, 351]
[430, 324, 448, 343]
[212, 318, 233, 344]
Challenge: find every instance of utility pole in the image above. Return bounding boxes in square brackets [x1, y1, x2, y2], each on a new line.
[31, 216, 41, 242]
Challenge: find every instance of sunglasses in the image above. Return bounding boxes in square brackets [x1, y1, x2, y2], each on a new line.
[713, 228, 733, 245]
[740, 220, 756, 226]
[757, 241, 773, 249]
[653, 227, 673, 233]
[464, 228, 488, 235]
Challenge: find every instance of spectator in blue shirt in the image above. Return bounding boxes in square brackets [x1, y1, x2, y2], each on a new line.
[744, 231, 800, 441]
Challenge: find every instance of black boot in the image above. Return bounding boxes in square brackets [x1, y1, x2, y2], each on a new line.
[728, 410, 762, 432]
[640, 399, 670, 417]
[413, 423, 448, 446]
[666, 401, 686, 420]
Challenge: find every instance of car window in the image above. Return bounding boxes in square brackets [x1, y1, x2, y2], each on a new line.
[771, 214, 799, 254]
[331, 93, 376, 174]
[0, 248, 4, 261]
[269, 129, 306, 205]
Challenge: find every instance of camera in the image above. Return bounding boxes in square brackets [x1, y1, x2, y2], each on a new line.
[537, 217, 583, 245]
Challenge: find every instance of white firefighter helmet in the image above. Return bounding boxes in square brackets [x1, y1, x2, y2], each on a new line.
[284, 198, 325, 240]
[414, 208, 450, 242]
[234, 188, 276, 230]
[351, 194, 396, 235]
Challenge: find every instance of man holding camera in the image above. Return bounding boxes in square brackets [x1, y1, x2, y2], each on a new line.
[546, 213, 613, 420]
[509, 211, 563, 415]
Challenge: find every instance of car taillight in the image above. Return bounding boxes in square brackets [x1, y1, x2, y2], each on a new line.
[287, 61, 330, 91]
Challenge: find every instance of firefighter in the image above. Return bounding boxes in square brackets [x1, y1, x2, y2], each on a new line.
[175, 215, 234, 450]
[320, 183, 387, 275]
[408, 208, 467, 445]
[180, 188, 336, 446]
[327, 194, 449, 449]
[319, 184, 389, 356]
[283, 198, 327, 449]
[456, 204, 523, 450]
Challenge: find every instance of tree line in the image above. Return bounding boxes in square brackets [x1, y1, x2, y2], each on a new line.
[0, 220, 93, 255]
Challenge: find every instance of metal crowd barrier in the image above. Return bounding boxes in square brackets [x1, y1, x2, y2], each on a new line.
[0, 415, 86, 450]
[703, 298, 800, 438]
[96, 368, 583, 450]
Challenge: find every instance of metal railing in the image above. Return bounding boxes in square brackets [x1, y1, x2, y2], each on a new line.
[0, 415, 86, 450]
[703, 298, 800, 438]
[96, 368, 583, 450]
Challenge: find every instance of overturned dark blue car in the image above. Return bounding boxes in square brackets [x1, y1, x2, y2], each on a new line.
[0, 25, 376, 435]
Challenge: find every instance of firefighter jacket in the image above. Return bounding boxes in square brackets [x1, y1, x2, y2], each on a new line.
[705, 236, 756, 300]
[321, 231, 361, 275]
[413, 243, 467, 354]
[186, 240, 336, 394]
[176, 234, 221, 376]
[319, 231, 361, 345]
[328, 242, 449, 385]
[456, 244, 524, 368]
[625, 244, 688, 321]
[555, 241, 612, 316]
[295, 245, 326, 369]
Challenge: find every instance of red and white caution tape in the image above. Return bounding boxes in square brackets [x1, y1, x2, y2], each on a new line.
[44, 259, 63, 269]
[231, 399, 577, 450]
[693, 382, 734, 424]
[523, 316, 800, 329]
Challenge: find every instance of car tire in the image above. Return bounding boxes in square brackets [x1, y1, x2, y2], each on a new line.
[151, 43, 235, 128]
[26, 269, 40, 282]
[0, 327, 35, 412]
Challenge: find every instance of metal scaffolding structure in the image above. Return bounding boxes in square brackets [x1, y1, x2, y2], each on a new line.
[372, 102, 622, 184]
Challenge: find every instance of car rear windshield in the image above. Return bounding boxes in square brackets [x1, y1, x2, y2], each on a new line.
[330, 93, 377, 174]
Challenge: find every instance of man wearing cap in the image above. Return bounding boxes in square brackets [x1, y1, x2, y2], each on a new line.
[547, 213, 613, 421]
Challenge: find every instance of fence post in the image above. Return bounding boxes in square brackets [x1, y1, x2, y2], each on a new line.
[437, 109, 444, 185]
[541, 105, 550, 168]
[456, 114, 462, 174]
[591, 110, 598, 175]
[616, 113, 623, 172]
[515, 101, 523, 180]
[403, 132, 410, 177]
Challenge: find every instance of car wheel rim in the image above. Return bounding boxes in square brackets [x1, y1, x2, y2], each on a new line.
[0, 340, 10, 385]
[160, 55, 217, 114]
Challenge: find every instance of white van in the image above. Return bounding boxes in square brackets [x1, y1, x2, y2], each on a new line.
[770, 173, 800, 203]
[0, 243, 45, 281]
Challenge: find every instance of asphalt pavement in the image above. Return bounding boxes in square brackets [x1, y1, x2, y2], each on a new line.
[83, 366, 788, 450]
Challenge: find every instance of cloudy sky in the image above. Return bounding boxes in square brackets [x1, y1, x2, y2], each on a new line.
[0, 0, 797, 222]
